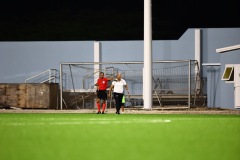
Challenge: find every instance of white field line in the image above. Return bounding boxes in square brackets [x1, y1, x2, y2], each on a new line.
[2, 119, 171, 126]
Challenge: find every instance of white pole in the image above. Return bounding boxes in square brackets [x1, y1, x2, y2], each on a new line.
[142, 67, 145, 103]
[144, 0, 152, 109]
[60, 63, 63, 110]
[94, 42, 101, 109]
[94, 42, 101, 85]
[195, 29, 201, 94]
[195, 29, 201, 71]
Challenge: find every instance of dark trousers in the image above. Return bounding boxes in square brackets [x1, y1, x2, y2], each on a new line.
[113, 93, 123, 113]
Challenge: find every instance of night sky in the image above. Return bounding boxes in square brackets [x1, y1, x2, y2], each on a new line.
[1, 0, 239, 41]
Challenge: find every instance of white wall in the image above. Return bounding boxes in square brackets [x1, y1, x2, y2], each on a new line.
[201, 28, 240, 109]
[0, 41, 94, 82]
[1, 28, 240, 110]
[0, 30, 195, 83]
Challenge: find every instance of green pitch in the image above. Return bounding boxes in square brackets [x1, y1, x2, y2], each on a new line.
[0, 113, 239, 160]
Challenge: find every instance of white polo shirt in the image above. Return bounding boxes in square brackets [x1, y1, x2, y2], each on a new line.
[112, 79, 127, 93]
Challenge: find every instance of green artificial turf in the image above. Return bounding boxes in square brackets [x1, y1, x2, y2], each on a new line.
[0, 113, 239, 160]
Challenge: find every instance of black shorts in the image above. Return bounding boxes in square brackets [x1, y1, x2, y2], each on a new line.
[97, 90, 107, 100]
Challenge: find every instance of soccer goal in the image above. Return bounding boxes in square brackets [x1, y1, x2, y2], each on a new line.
[59, 60, 205, 110]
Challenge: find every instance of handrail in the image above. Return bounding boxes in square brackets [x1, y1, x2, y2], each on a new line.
[25, 69, 58, 83]
[40, 77, 56, 83]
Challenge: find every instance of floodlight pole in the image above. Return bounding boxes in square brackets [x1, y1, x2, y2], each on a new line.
[143, 0, 152, 109]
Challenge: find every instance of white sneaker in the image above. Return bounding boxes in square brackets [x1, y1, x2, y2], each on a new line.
[121, 111, 124, 114]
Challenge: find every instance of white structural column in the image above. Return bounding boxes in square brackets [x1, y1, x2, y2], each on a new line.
[195, 29, 201, 93]
[94, 42, 101, 84]
[195, 29, 201, 71]
[143, 0, 152, 109]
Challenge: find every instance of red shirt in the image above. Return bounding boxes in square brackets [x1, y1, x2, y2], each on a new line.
[97, 77, 108, 90]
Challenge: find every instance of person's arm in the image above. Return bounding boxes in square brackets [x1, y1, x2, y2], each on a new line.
[108, 84, 114, 97]
[107, 77, 114, 81]
[95, 80, 99, 94]
[95, 86, 99, 95]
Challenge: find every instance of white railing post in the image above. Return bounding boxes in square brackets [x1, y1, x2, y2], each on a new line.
[60, 64, 63, 110]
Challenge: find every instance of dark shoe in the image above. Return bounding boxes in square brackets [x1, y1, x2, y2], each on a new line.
[97, 111, 101, 114]
[102, 111, 105, 114]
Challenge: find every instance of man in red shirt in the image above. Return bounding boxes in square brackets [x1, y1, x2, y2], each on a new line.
[95, 72, 111, 114]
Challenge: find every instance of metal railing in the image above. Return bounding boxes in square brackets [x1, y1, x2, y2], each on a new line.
[25, 69, 58, 83]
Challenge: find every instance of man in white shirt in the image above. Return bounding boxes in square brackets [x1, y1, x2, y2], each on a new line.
[108, 73, 129, 114]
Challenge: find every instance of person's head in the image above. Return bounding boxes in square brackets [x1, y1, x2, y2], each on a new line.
[116, 73, 122, 80]
[99, 72, 104, 78]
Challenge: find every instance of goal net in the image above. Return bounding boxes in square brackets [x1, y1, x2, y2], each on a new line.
[59, 60, 204, 109]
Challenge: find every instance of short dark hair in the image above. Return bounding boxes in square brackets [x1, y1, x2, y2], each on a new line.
[100, 72, 104, 75]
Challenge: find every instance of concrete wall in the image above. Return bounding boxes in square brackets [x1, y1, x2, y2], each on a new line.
[201, 28, 240, 109]
[0, 28, 239, 109]
[0, 83, 58, 109]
